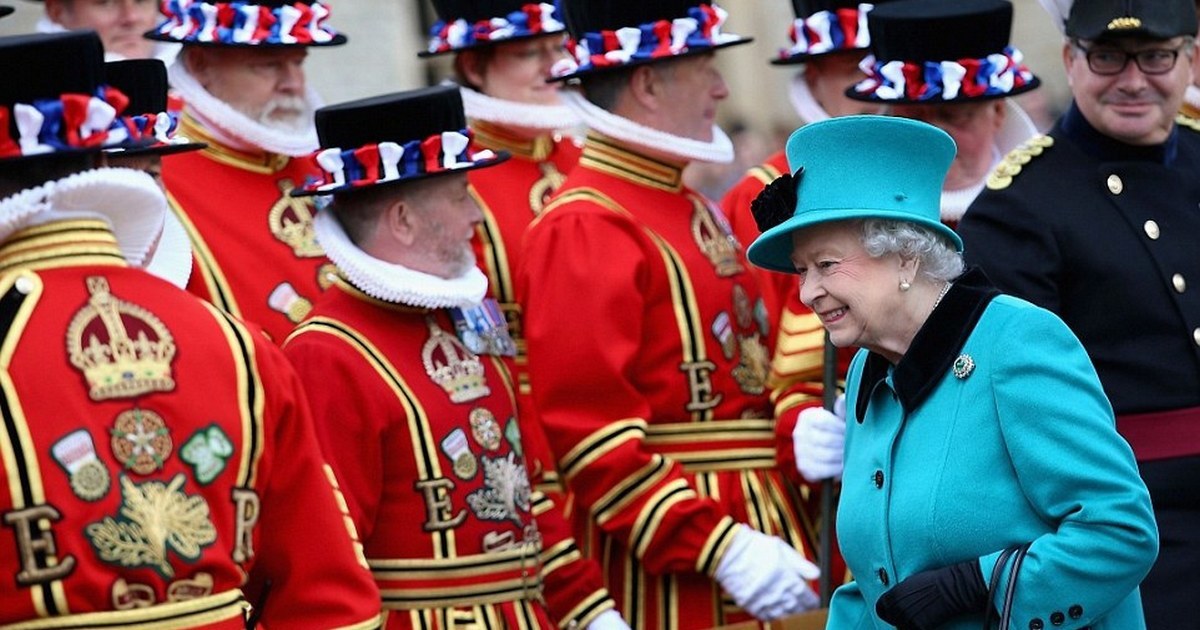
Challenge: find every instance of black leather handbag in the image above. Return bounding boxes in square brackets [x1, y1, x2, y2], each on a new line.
[981, 543, 1033, 630]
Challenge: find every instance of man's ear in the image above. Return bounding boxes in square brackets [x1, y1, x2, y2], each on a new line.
[457, 50, 486, 89]
[44, 0, 69, 26]
[626, 64, 666, 113]
[385, 196, 418, 247]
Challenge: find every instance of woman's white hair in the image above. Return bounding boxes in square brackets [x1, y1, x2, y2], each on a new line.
[860, 219, 964, 283]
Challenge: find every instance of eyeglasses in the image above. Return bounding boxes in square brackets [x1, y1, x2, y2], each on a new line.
[1073, 41, 1187, 76]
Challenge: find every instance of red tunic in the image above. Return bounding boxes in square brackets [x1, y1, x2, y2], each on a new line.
[469, 121, 580, 502]
[283, 279, 613, 630]
[518, 135, 822, 629]
[0, 220, 379, 629]
[162, 113, 335, 344]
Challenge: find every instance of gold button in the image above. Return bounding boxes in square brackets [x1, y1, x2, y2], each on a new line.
[1107, 174, 1124, 195]
[1144, 220, 1160, 240]
[1174, 274, 1187, 293]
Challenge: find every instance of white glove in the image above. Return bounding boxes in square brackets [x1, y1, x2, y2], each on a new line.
[584, 609, 631, 630]
[714, 527, 821, 620]
[793, 395, 846, 482]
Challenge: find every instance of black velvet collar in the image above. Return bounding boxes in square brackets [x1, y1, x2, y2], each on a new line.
[1058, 101, 1178, 165]
[854, 267, 1001, 423]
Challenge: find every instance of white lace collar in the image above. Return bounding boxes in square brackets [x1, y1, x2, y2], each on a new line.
[561, 90, 734, 164]
[168, 56, 322, 157]
[1186, 85, 1200, 114]
[456, 83, 582, 133]
[314, 210, 487, 309]
[0, 168, 166, 267]
[144, 210, 193, 289]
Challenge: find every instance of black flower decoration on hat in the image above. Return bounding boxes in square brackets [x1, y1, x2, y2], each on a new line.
[751, 167, 803, 233]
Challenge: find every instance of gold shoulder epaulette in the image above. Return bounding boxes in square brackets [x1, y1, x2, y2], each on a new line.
[1175, 114, 1200, 133]
[986, 135, 1054, 190]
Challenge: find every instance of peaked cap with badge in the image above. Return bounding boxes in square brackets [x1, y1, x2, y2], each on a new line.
[1065, 0, 1198, 40]
[550, 0, 752, 81]
[145, 0, 348, 47]
[773, 0, 898, 64]
[420, 0, 567, 57]
[294, 85, 508, 197]
[848, 0, 1040, 103]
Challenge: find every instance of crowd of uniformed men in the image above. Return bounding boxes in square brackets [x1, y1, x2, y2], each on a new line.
[0, 0, 1198, 628]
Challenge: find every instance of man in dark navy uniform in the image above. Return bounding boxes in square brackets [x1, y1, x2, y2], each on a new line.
[960, 0, 1200, 626]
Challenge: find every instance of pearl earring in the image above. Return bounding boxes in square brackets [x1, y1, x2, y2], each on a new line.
[899, 280, 911, 292]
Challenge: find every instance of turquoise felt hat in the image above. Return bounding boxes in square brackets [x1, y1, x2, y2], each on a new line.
[746, 115, 961, 274]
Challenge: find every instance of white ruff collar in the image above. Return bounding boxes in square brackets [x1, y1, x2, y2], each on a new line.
[457, 84, 582, 132]
[561, 90, 734, 164]
[169, 57, 321, 157]
[788, 71, 832, 125]
[144, 210, 193, 289]
[1186, 85, 1200, 113]
[0, 168, 166, 267]
[314, 210, 488, 309]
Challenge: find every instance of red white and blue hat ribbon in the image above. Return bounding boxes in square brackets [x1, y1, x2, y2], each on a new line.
[551, 3, 745, 78]
[299, 129, 500, 195]
[108, 110, 185, 149]
[152, 0, 341, 45]
[425, 2, 564, 55]
[0, 87, 157, 159]
[853, 45, 1035, 101]
[778, 2, 873, 60]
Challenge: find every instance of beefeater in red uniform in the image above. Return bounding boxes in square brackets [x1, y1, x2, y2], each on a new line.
[152, 0, 349, 342]
[283, 85, 623, 630]
[0, 31, 380, 629]
[418, 0, 585, 508]
[516, 2, 829, 628]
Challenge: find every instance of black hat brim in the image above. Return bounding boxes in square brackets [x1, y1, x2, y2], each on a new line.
[291, 151, 510, 198]
[844, 74, 1040, 104]
[770, 46, 868, 66]
[143, 30, 348, 47]
[548, 36, 752, 83]
[103, 141, 208, 158]
[0, 6, 14, 18]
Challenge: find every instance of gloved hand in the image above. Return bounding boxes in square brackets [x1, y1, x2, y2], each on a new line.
[793, 395, 846, 482]
[714, 527, 821, 620]
[875, 560, 988, 630]
[584, 609, 631, 630]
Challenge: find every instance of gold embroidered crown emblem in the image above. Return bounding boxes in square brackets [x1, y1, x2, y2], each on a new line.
[67, 276, 177, 401]
[1106, 16, 1142, 31]
[269, 178, 324, 258]
[422, 318, 490, 403]
[691, 197, 744, 277]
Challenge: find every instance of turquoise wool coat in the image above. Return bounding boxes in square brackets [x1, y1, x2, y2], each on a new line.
[828, 269, 1158, 630]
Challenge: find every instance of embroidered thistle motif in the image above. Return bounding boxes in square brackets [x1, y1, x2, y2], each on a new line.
[466, 452, 532, 525]
[66, 276, 177, 401]
[751, 168, 803, 233]
[110, 408, 172, 475]
[85, 474, 217, 578]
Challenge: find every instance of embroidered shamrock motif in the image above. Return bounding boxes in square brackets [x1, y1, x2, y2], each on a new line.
[180, 425, 234, 485]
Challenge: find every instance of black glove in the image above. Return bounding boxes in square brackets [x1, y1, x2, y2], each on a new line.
[875, 560, 988, 630]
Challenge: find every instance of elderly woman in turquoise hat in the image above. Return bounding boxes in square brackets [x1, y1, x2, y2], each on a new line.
[746, 115, 1158, 630]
